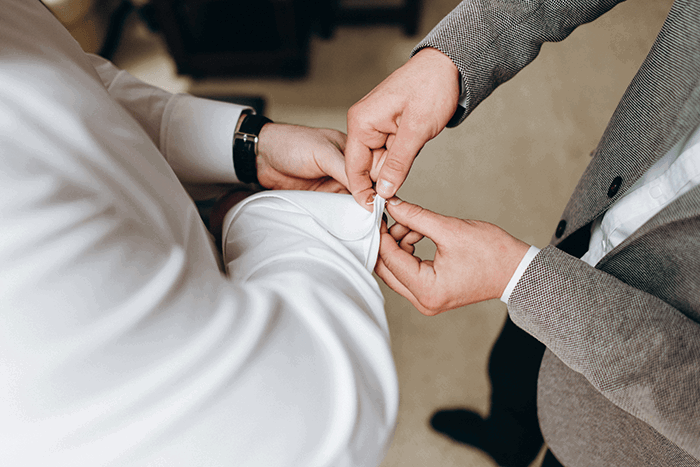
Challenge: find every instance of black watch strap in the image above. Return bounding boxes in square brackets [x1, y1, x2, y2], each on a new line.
[233, 113, 272, 184]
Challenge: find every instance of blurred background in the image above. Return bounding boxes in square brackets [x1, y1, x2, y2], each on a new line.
[46, 0, 673, 465]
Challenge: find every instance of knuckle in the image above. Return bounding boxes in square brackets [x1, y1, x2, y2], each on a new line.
[403, 203, 425, 219]
[347, 102, 368, 128]
[346, 105, 359, 122]
[382, 156, 410, 174]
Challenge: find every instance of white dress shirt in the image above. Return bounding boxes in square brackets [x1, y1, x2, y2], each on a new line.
[0, 1, 397, 466]
[502, 121, 700, 303]
[580, 126, 700, 266]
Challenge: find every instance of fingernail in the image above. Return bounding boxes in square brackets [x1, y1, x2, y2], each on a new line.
[366, 193, 376, 205]
[389, 197, 402, 206]
[377, 179, 394, 196]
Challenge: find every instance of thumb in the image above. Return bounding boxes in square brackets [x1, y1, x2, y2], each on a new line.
[384, 197, 446, 241]
[375, 121, 429, 199]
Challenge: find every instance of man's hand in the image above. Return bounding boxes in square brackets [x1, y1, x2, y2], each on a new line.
[345, 48, 461, 209]
[257, 123, 350, 193]
[375, 198, 530, 316]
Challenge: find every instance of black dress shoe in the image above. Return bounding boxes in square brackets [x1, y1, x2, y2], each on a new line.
[430, 409, 543, 467]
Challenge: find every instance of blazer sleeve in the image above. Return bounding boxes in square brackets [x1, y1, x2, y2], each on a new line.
[507, 244, 700, 459]
[87, 54, 251, 184]
[413, 0, 626, 126]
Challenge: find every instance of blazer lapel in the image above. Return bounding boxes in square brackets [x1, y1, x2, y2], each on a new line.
[552, 0, 700, 246]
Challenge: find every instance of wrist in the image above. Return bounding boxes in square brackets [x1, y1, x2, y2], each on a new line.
[255, 121, 277, 162]
[413, 47, 460, 104]
[415, 47, 458, 70]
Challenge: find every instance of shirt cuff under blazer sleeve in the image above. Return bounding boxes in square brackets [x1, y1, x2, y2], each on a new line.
[500, 245, 540, 303]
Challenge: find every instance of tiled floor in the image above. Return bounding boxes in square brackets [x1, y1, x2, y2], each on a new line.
[104, 1, 673, 465]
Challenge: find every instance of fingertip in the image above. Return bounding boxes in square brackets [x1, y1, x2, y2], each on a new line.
[384, 196, 408, 216]
[351, 187, 376, 212]
[376, 179, 396, 199]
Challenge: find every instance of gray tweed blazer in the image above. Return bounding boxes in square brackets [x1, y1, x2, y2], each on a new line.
[415, 0, 700, 465]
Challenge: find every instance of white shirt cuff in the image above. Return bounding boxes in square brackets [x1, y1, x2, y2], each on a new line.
[161, 94, 252, 184]
[458, 92, 469, 109]
[458, 79, 469, 109]
[500, 245, 540, 304]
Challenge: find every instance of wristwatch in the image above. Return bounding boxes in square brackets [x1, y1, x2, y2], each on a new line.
[233, 112, 273, 184]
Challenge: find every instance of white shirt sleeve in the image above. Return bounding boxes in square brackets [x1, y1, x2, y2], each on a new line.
[87, 54, 251, 184]
[0, 2, 397, 465]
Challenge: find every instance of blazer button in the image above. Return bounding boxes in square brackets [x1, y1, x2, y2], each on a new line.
[608, 176, 622, 198]
[555, 220, 566, 238]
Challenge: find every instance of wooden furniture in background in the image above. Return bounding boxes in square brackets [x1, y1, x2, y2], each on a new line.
[147, 0, 422, 78]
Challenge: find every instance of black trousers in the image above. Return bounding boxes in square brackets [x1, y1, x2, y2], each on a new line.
[488, 315, 568, 466]
[542, 449, 565, 467]
[488, 316, 545, 447]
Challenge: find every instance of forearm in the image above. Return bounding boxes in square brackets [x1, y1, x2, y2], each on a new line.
[508, 245, 700, 458]
[414, 0, 626, 125]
